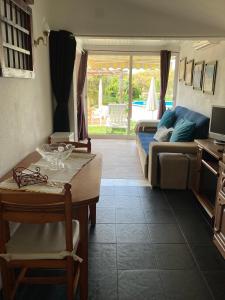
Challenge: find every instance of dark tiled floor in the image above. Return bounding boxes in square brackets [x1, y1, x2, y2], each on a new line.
[1, 187, 225, 300]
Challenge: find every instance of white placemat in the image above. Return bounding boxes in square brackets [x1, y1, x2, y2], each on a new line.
[0, 153, 95, 194]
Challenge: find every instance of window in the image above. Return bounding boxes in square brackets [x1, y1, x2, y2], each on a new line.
[0, 0, 34, 78]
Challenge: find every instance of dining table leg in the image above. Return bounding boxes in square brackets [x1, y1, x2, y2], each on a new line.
[76, 205, 88, 300]
[89, 202, 97, 226]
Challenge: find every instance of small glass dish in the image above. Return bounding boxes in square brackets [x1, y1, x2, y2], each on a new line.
[36, 143, 74, 170]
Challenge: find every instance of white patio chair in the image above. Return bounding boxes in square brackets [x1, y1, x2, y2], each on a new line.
[106, 104, 128, 132]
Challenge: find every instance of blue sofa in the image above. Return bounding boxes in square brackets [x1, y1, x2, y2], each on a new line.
[136, 106, 210, 186]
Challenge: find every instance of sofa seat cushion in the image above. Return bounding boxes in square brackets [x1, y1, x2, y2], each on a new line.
[137, 132, 155, 154]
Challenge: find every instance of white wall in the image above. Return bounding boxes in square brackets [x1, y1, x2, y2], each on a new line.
[46, 0, 225, 38]
[0, 0, 53, 177]
[177, 41, 225, 117]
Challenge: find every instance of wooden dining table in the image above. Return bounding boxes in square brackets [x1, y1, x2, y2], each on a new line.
[0, 151, 102, 300]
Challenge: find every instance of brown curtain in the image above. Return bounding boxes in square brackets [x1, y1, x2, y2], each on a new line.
[77, 50, 88, 140]
[158, 50, 171, 119]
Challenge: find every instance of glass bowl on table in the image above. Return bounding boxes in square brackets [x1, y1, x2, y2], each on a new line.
[36, 143, 74, 170]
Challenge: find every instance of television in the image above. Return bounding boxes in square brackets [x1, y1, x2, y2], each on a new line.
[209, 105, 225, 144]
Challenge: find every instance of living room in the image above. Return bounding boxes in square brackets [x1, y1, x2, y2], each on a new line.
[0, 1, 225, 300]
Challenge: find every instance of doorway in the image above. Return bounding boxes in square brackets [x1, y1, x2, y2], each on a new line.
[87, 53, 178, 137]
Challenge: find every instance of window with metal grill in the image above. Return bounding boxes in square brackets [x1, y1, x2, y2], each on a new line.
[0, 0, 34, 78]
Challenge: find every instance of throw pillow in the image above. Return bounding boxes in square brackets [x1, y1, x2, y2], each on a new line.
[154, 126, 174, 142]
[157, 110, 176, 129]
[170, 119, 196, 142]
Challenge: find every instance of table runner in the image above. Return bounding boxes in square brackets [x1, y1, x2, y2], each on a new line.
[0, 152, 95, 194]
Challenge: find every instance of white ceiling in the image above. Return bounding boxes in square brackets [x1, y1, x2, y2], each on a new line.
[47, 0, 225, 38]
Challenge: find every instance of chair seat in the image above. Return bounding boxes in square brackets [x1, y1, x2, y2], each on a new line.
[0, 220, 80, 262]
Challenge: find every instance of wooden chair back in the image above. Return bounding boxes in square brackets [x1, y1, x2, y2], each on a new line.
[0, 183, 74, 253]
[48, 137, 92, 153]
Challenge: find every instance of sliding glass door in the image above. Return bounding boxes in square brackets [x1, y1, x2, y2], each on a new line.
[130, 55, 176, 134]
[87, 55, 130, 135]
[87, 53, 177, 136]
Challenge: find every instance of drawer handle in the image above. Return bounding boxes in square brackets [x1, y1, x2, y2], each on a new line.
[221, 175, 225, 189]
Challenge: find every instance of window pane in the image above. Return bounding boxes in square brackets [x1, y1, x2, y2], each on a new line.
[87, 55, 130, 135]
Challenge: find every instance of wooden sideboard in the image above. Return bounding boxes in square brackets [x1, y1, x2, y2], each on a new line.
[214, 158, 225, 258]
[193, 139, 224, 218]
[193, 139, 225, 257]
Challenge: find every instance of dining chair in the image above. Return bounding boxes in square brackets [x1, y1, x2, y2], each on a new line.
[48, 136, 92, 153]
[0, 183, 82, 300]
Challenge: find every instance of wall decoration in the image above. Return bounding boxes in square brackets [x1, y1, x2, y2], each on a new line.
[203, 61, 217, 95]
[193, 61, 204, 90]
[185, 59, 194, 86]
[179, 57, 186, 81]
[0, 0, 34, 78]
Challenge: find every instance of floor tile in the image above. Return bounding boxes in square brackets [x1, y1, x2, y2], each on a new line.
[114, 186, 140, 196]
[121, 179, 150, 187]
[141, 195, 170, 210]
[175, 209, 208, 226]
[98, 195, 116, 207]
[16, 285, 65, 300]
[118, 270, 166, 300]
[96, 208, 116, 223]
[89, 224, 116, 243]
[100, 186, 114, 196]
[164, 190, 199, 211]
[139, 187, 163, 198]
[115, 195, 141, 208]
[155, 244, 196, 270]
[117, 243, 157, 270]
[203, 271, 225, 300]
[160, 270, 213, 300]
[191, 245, 225, 271]
[101, 179, 116, 186]
[89, 269, 118, 300]
[178, 220, 213, 245]
[144, 209, 176, 224]
[89, 243, 117, 270]
[116, 208, 146, 223]
[175, 210, 213, 245]
[148, 224, 185, 243]
[116, 224, 151, 243]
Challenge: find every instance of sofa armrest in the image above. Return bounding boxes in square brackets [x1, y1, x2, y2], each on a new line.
[135, 120, 159, 133]
[148, 141, 197, 187]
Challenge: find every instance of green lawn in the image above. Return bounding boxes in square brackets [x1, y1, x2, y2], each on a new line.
[88, 122, 136, 135]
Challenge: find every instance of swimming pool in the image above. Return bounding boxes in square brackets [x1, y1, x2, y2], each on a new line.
[132, 100, 173, 108]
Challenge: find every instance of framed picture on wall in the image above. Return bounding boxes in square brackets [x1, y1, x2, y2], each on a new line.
[185, 59, 194, 86]
[179, 57, 186, 81]
[203, 61, 218, 95]
[193, 61, 204, 90]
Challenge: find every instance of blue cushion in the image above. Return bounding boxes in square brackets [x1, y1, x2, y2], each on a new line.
[137, 132, 155, 154]
[170, 119, 196, 142]
[174, 106, 209, 139]
[157, 110, 176, 129]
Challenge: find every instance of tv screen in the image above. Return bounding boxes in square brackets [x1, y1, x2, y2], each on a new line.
[210, 106, 225, 142]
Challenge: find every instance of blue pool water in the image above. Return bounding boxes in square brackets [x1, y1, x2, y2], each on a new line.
[132, 100, 173, 108]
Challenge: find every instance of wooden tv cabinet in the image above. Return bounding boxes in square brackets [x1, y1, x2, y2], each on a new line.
[214, 158, 225, 258]
[193, 139, 224, 219]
